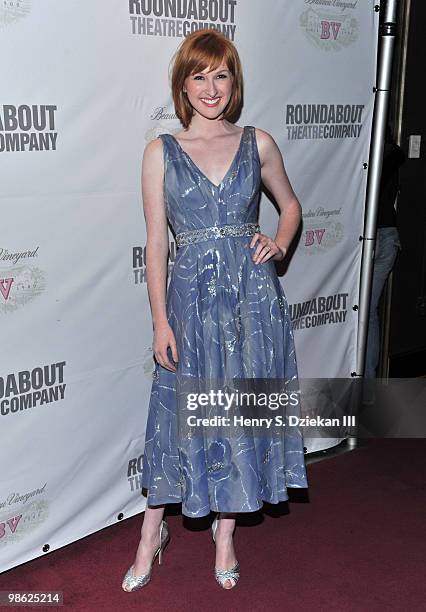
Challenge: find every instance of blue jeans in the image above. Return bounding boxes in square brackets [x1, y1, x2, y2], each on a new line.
[364, 227, 401, 379]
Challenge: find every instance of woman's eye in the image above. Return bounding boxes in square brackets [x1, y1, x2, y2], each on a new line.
[193, 73, 227, 80]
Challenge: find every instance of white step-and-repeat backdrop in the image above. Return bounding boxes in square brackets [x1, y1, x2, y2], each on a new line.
[1, 1, 378, 571]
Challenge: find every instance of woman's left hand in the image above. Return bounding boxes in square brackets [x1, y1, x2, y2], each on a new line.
[250, 232, 286, 264]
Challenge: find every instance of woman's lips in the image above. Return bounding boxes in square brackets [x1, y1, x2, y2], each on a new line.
[200, 97, 221, 107]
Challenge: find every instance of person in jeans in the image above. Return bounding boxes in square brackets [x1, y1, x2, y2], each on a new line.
[364, 125, 405, 382]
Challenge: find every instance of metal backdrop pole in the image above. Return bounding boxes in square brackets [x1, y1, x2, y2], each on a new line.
[346, 0, 398, 446]
[356, 0, 399, 377]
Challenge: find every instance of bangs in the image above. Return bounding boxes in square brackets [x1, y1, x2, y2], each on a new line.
[186, 36, 234, 76]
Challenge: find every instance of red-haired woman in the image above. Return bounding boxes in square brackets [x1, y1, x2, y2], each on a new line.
[122, 29, 308, 592]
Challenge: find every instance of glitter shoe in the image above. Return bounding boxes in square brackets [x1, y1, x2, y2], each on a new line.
[211, 516, 240, 589]
[121, 519, 170, 592]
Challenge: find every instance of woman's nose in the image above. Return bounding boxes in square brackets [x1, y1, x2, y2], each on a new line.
[204, 79, 218, 96]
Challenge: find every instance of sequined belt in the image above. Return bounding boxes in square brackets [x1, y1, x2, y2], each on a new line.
[175, 222, 260, 247]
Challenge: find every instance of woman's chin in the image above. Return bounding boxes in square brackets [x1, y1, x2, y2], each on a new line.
[194, 107, 225, 121]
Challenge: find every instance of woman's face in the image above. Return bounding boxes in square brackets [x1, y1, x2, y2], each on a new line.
[183, 61, 234, 121]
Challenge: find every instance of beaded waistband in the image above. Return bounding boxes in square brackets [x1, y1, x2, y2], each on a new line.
[175, 222, 260, 247]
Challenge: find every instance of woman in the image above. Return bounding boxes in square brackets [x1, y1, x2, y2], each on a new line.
[122, 29, 308, 592]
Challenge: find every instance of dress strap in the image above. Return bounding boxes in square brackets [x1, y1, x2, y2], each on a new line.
[246, 125, 260, 167]
[157, 133, 171, 171]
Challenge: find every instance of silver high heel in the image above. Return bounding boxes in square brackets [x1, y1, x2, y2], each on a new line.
[121, 519, 170, 592]
[211, 516, 240, 589]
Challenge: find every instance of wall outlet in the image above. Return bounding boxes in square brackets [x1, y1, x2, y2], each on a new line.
[408, 135, 421, 158]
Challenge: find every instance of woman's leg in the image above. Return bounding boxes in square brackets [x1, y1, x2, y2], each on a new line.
[214, 512, 238, 589]
[122, 504, 165, 589]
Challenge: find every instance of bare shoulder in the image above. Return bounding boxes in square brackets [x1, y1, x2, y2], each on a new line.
[142, 136, 164, 192]
[142, 137, 165, 181]
[253, 127, 280, 164]
[143, 136, 164, 162]
[253, 127, 279, 149]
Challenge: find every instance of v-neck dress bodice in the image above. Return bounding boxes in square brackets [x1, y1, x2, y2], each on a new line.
[158, 125, 260, 234]
[141, 124, 308, 518]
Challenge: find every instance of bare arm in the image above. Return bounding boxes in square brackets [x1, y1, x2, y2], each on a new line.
[142, 138, 169, 326]
[250, 128, 302, 263]
[142, 137, 178, 371]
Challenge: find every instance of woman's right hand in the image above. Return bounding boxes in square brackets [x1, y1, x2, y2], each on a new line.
[152, 321, 179, 372]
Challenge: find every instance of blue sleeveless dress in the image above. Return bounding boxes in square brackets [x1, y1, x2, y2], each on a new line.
[141, 125, 308, 518]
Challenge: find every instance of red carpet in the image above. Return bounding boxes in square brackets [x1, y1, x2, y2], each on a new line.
[1, 439, 425, 611]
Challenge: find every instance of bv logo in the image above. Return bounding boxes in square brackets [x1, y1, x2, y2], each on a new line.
[320, 20, 341, 40]
[300, 8, 358, 51]
[0, 277, 14, 301]
[299, 221, 344, 255]
[0, 265, 45, 313]
[0, 515, 22, 538]
[305, 229, 326, 246]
